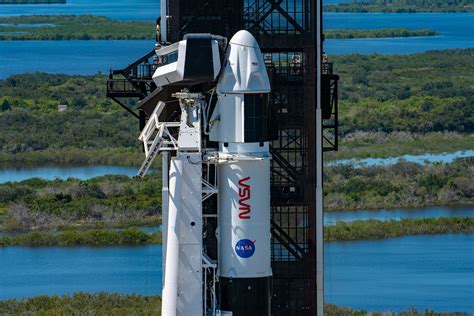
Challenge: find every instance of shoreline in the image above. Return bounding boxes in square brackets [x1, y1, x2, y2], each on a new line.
[1, 217, 472, 246]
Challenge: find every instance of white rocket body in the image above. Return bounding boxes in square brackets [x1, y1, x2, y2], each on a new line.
[211, 30, 272, 314]
[217, 144, 271, 278]
[147, 29, 272, 316]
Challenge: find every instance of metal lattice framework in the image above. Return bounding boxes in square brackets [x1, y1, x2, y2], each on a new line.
[107, 0, 338, 314]
[243, 1, 320, 314]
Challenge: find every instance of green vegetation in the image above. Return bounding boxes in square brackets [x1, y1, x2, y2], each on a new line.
[0, 228, 161, 246]
[325, 217, 474, 241]
[333, 49, 473, 135]
[324, 158, 473, 211]
[0, 293, 468, 316]
[1, 160, 471, 237]
[325, 132, 473, 161]
[0, 0, 65, 3]
[0, 148, 145, 167]
[0, 49, 472, 166]
[0, 175, 161, 231]
[0, 15, 153, 40]
[325, 28, 438, 39]
[0, 73, 148, 166]
[324, 0, 474, 13]
[325, 304, 469, 316]
[0, 293, 161, 316]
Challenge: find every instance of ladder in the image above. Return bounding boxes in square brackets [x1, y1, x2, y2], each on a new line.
[137, 101, 179, 177]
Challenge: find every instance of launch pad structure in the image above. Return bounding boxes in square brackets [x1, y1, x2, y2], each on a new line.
[107, 0, 339, 315]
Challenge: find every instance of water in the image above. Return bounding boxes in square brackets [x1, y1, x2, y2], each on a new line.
[0, 235, 472, 313]
[328, 149, 474, 168]
[325, 234, 474, 313]
[324, 13, 474, 54]
[325, 206, 474, 225]
[0, 4, 473, 78]
[0, 0, 160, 21]
[0, 165, 143, 183]
[0, 40, 155, 79]
[0, 245, 162, 300]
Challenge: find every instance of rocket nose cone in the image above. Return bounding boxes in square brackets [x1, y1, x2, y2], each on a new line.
[229, 30, 260, 48]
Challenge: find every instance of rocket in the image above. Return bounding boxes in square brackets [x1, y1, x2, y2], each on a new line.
[138, 30, 272, 315]
[210, 31, 272, 315]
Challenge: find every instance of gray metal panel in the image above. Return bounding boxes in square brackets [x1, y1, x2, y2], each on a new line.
[177, 157, 203, 315]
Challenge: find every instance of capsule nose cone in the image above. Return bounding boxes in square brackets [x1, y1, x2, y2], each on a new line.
[229, 30, 260, 48]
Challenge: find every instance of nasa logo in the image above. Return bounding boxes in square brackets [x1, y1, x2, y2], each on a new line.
[235, 239, 256, 258]
[238, 177, 251, 219]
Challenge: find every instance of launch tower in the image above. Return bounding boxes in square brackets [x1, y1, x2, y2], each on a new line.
[107, 0, 339, 315]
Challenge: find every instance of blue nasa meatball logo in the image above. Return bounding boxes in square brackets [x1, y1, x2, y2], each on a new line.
[235, 239, 255, 258]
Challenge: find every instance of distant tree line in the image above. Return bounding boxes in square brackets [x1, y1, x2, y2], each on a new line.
[0, 15, 154, 40]
[324, 0, 474, 12]
[0, 228, 160, 246]
[325, 217, 474, 241]
[325, 28, 438, 39]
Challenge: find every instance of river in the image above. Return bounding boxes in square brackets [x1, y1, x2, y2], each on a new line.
[0, 234, 472, 312]
[327, 149, 474, 168]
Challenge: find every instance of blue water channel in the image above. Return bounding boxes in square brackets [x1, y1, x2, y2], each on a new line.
[327, 149, 474, 168]
[1, 149, 470, 184]
[0, 234, 472, 312]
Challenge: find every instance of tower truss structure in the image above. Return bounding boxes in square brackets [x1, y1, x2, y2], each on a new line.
[106, 0, 339, 314]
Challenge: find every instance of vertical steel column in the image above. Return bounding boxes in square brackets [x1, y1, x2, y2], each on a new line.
[315, 0, 324, 314]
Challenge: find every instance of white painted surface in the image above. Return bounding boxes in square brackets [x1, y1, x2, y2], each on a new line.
[218, 156, 272, 278]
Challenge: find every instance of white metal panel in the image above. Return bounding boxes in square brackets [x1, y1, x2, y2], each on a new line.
[177, 100, 202, 151]
[209, 94, 245, 143]
[162, 152, 169, 289]
[152, 40, 186, 87]
[218, 155, 272, 278]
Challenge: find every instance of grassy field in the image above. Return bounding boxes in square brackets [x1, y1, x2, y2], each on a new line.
[0, 293, 468, 316]
[324, 158, 473, 211]
[0, 175, 162, 232]
[0, 228, 161, 246]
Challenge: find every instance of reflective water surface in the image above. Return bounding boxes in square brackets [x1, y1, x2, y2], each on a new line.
[1, 235, 472, 313]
